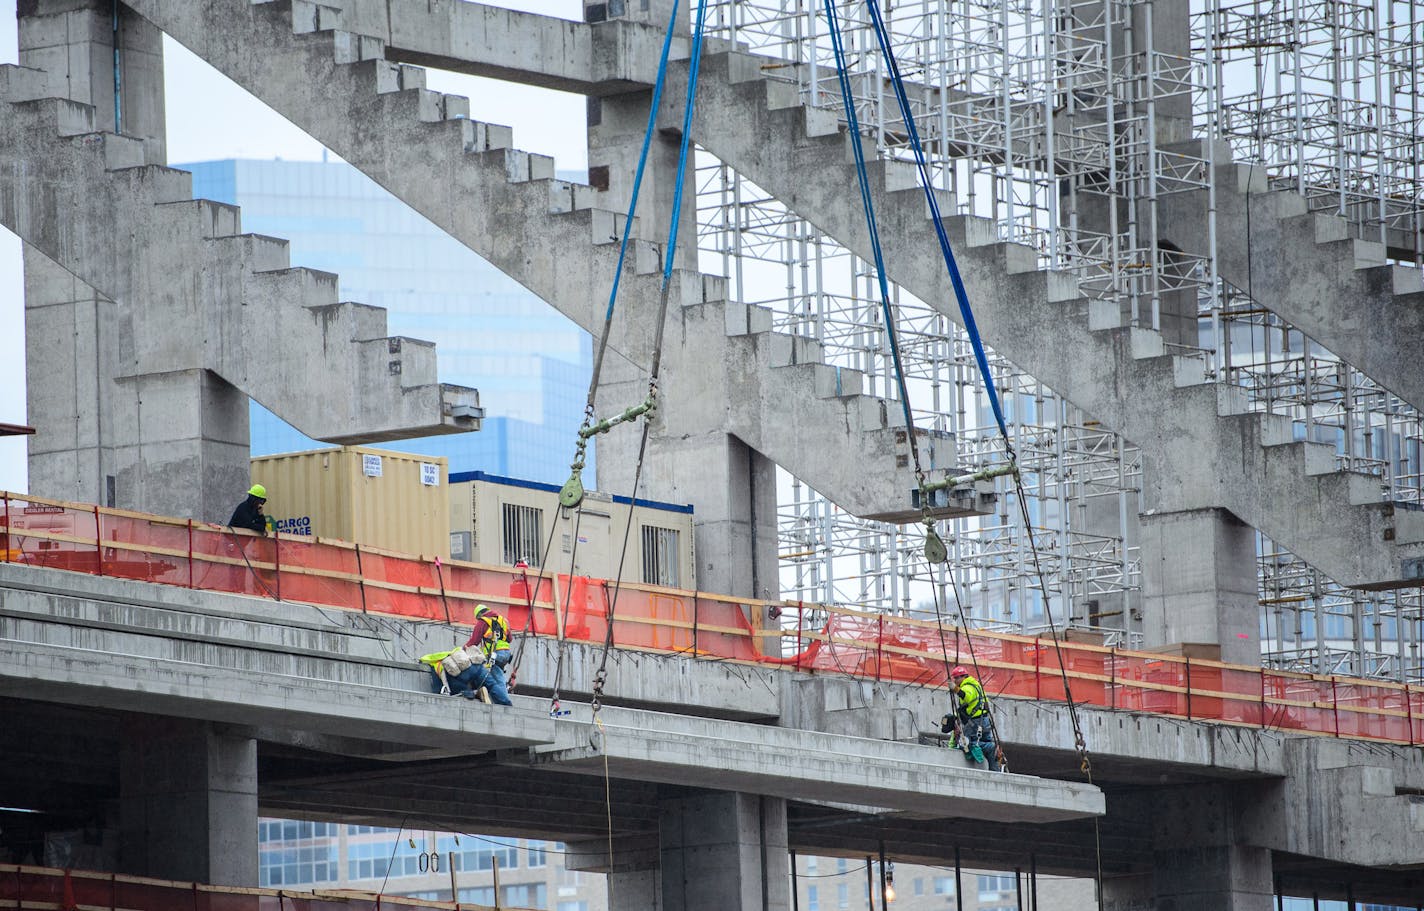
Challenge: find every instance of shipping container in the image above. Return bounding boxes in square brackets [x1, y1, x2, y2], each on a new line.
[448, 471, 695, 588]
[251, 446, 450, 558]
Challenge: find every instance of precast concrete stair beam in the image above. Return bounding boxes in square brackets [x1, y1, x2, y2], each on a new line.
[506, 701, 1104, 825]
[0, 85, 478, 443]
[672, 49, 1424, 588]
[216, 5, 1424, 411]
[125, 0, 989, 521]
[1158, 144, 1424, 408]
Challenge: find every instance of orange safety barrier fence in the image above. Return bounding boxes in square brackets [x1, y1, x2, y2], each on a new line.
[0, 864, 524, 911]
[1, 492, 1421, 748]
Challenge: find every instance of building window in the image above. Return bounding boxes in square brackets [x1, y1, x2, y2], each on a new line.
[526, 840, 548, 868]
[641, 525, 680, 587]
[501, 883, 546, 908]
[556, 903, 588, 911]
[933, 876, 955, 895]
[977, 874, 1015, 902]
[807, 885, 819, 911]
[502, 503, 542, 564]
[836, 883, 849, 909]
[459, 837, 519, 872]
[259, 844, 338, 887]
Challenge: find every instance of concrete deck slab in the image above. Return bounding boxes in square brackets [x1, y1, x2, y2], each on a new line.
[510, 702, 1105, 824]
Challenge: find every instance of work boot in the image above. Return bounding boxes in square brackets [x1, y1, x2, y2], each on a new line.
[970, 745, 985, 764]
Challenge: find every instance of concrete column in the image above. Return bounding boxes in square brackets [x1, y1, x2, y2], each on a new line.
[23, 248, 124, 508]
[595, 351, 779, 600]
[24, 246, 251, 521]
[19, 0, 167, 163]
[608, 868, 662, 911]
[1138, 508, 1260, 665]
[659, 792, 790, 911]
[584, 0, 697, 255]
[118, 717, 258, 886]
[1104, 784, 1274, 911]
[598, 424, 778, 600]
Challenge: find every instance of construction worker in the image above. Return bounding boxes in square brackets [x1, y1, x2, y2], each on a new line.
[418, 647, 492, 700]
[229, 484, 268, 534]
[941, 665, 995, 766]
[462, 604, 513, 705]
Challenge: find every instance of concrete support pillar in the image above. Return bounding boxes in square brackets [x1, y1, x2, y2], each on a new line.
[659, 792, 790, 911]
[1106, 784, 1274, 911]
[19, 0, 167, 163]
[598, 423, 778, 600]
[608, 868, 662, 911]
[595, 340, 778, 601]
[584, 0, 696, 255]
[1139, 507, 1260, 665]
[24, 248, 251, 521]
[118, 717, 258, 886]
[23, 248, 122, 508]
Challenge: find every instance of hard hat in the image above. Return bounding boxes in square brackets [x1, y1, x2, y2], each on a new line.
[950, 665, 970, 678]
[474, 604, 491, 617]
[248, 484, 267, 500]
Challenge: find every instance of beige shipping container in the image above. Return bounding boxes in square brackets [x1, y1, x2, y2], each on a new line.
[448, 471, 694, 590]
[251, 446, 450, 559]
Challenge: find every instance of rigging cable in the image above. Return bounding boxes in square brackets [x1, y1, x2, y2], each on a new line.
[819, 0, 1011, 773]
[588, 0, 713, 717]
[546, 0, 712, 718]
[860, 0, 1098, 777]
[542, 0, 686, 714]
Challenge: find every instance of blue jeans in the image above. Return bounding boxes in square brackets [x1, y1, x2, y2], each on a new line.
[483, 649, 513, 706]
[962, 715, 994, 759]
[428, 665, 488, 698]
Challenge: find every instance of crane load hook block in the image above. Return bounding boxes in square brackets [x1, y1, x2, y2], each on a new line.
[924, 526, 949, 564]
[559, 470, 586, 509]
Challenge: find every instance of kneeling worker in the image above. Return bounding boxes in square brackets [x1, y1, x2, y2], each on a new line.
[462, 604, 513, 706]
[941, 665, 996, 766]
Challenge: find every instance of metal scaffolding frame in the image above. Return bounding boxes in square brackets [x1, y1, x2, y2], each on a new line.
[695, 0, 1424, 681]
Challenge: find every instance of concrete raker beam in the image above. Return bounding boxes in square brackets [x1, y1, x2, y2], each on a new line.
[506, 702, 1105, 824]
[0, 639, 555, 754]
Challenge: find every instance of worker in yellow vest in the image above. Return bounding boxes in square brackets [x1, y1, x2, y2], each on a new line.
[941, 665, 995, 766]
[460, 604, 513, 705]
[418, 647, 490, 700]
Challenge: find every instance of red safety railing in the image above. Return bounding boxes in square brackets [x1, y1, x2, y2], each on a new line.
[0, 864, 527, 911]
[2, 491, 1420, 747]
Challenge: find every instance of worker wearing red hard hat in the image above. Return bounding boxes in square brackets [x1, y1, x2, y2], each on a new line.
[940, 665, 996, 767]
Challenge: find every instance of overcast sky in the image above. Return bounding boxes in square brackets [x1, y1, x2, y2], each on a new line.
[0, 0, 585, 495]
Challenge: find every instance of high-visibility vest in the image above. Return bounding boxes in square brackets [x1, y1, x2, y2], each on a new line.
[419, 650, 453, 671]
[474, 609, 511, 652]
[419, 649, 473, 677]
[956, 676, 988, 719]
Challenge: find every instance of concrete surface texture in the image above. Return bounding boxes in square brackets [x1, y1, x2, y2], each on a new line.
[94, 0, 1423, 603]
[1, 2, 480, 523]
[0, 564, 1420, 908]
[3, 0, 1424, 908]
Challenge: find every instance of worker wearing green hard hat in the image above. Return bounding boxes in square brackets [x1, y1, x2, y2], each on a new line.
[229, 483, 269, 535]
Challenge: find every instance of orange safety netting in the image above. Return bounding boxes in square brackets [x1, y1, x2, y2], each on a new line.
[0, 865, 519, 911]
[1, 492, 1420, 747]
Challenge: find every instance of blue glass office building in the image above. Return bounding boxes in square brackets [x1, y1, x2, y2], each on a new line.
[184, 158, 594, 485]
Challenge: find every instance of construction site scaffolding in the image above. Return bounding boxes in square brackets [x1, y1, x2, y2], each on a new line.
[694, 0, 1424, 681]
